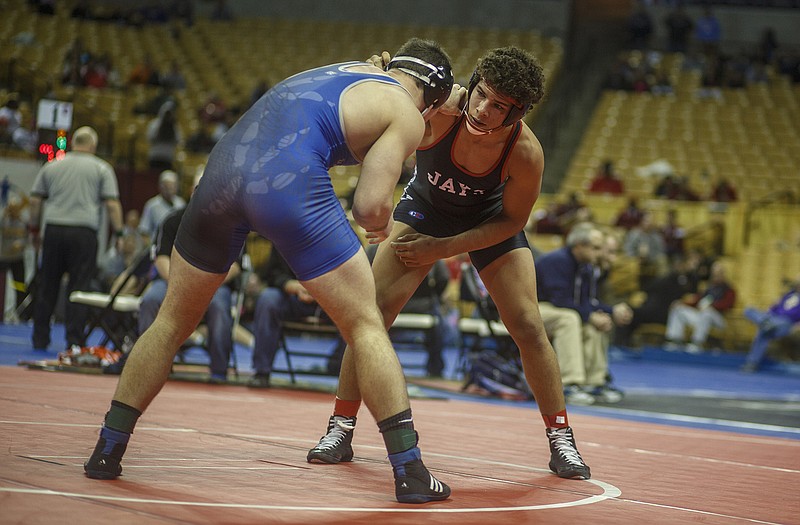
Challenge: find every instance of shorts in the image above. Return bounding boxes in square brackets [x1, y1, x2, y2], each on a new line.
[394, 193, 529, 272]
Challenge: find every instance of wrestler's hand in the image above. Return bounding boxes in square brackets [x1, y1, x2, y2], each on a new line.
[438, 83, 467, 116]
[366, 51, 391, 69]
[390, 232, 445, 266]
[365, 217, 394, 244]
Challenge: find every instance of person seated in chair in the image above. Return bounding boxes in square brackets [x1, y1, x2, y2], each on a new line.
[664, 260, 735, 353]
[741, 275, 800, 372]
[138, 175, 240, 383]
[614, 252, 701, 348]
[246, 243, 336, 388]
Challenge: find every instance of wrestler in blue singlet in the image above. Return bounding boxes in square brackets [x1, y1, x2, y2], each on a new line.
[175, 63, 403, 280]
[394, 113, 530, 271]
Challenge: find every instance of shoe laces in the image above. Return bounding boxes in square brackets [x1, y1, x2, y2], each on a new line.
[316, 416, 355, 450]
[548, 427, 584, 465]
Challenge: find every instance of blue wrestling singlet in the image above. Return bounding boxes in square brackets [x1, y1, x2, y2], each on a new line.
[175, 63, 403, 280]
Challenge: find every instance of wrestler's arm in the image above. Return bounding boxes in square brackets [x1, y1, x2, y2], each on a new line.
[353, 97, 425, 243]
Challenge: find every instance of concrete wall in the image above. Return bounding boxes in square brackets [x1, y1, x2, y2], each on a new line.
[197, 0, 571, 37]
[646, 5, 800, 49]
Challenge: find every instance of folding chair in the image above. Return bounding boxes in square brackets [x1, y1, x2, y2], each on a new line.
[273, 313, 344, 384]
[457, 262, 515, 365]
[68, 245, 152, 350]
[389, 311, 444, 374]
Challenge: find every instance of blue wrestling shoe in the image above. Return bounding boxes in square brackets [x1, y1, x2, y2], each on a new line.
[391, 447, 451, 503]
[84, 427, 129, 479]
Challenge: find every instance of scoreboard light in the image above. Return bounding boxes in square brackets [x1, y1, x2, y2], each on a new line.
[37, 129, 68, 163]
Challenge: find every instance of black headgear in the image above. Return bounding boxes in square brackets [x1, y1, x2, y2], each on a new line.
[467, 71, 530, 127]
[386, 55, 454, 112]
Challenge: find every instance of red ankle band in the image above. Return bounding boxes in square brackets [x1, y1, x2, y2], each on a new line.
[333, 397, 361, 418]
[542, 410, 569, 429]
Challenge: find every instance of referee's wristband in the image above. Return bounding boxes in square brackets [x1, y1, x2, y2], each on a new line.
[114, 229, 124, 237]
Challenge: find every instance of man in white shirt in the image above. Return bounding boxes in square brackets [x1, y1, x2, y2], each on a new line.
[138, 170, 186, 240]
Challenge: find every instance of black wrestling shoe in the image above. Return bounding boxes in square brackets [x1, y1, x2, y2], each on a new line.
[84, 428, 129, 480]
[307, 415, 356, 464]
[394, 458, 451, 503]
[547, 426, 591, 479]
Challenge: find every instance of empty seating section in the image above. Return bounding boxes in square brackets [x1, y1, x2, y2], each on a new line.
[564, 53, 799, 203]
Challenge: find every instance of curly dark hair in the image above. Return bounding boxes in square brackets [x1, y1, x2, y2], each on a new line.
[475, 46, 545, 109]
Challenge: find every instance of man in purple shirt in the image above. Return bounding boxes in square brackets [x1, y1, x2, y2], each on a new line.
[742, 276, 800, 372]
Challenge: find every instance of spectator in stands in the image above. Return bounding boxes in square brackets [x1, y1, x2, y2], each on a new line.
[627, 6, 654, 50]
[741, 275, 800, 372]
[614, 197, 645, 231]
[664, 5, 693, 54]
[146, 100, 182, 171]
[651, 71, 674, 95]
[138, 181, 240, 384]
[554, 191, 592, 233]
[588, 160, 625, 195]
[160, 60, 186, 91]
[655, 174, 680, 200]
[658, 175, 699, 201]
[527, 201, 565, 236]
[87, 54, 121, 89]
[615, 252, 700, 348]
[758, 28, 779, 66]
[198, 92, 228, 125]
[662, 208, 686, 261]
[709, 178, 738, 203]
[127, 54, 160, 86]
[665, 260, 736, 353]
[536, 223, 632, 405]
[138, 170, 186, 240]
[624, 211, 669, 288]
[695, 8, 721, 57]
[0, 96, 36, 152]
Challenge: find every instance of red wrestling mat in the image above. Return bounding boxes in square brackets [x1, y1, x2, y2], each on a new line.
[1, 366, 796, 524]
